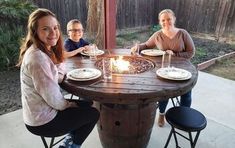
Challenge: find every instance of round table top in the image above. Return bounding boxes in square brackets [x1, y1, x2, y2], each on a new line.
[61, 49, 198, 104]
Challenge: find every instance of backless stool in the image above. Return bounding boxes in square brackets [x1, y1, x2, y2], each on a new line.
[164, 106, 207, 148]
[170, 96, 180, 107]
[40, 136, 65, 148]
[26, 126, 66, 148]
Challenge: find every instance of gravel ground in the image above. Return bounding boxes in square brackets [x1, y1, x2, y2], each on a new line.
[0, 37, 234, 115]
[0, 69, 21, 115]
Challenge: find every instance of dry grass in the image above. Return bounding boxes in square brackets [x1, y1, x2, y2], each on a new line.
[203, 57, 235, 80]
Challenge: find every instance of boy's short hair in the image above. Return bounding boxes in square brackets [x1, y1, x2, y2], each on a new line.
[67, 19, 82, 31]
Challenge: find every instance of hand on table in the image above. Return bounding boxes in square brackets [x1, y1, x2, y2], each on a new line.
[165, 50, 175, 56]
[76, 47, 85, 54]
[130, 44, 139, 55]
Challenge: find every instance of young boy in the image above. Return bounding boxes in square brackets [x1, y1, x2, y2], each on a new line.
[64, 19, 90, 58]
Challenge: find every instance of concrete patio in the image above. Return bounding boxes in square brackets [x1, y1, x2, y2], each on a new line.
[1, 71, 235, 148]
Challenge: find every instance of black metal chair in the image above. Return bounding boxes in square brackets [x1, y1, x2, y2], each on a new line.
[164, 106, 207, 148]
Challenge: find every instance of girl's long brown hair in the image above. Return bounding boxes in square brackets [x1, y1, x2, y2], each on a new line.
[17, 8, 64, 66]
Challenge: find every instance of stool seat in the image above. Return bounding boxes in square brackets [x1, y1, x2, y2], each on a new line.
[164, 106, 207, 148]
[26, 125, 66, 148]
[166, 106, 207, 132]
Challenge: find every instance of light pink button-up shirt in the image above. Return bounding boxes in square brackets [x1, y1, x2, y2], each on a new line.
[20, 45, 69, 126]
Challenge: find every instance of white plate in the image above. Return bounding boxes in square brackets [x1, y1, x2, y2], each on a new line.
[81, 49, 104, 56]
[67, 68, 101, 81]
[156, 67, 192, 80]
[141, 49, 165, 56]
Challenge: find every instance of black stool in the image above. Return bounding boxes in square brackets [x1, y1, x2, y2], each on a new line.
[40, 136, 65, 148]
[164, 106, 207, 148]
[26, 126, 66, 148]
[170, 96, 180, 107]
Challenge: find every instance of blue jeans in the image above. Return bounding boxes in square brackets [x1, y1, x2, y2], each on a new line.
[159, 90, 192, 114]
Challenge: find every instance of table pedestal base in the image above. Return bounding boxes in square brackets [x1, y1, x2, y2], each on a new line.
[95, 102, 157, 148]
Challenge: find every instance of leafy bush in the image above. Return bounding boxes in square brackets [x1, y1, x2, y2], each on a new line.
[151, 24, 161, 35]
[0, 0, 36, 26]
[191, 47, 207, 65]
[0, 24, 24, 70]
[0, 0, 37, 71]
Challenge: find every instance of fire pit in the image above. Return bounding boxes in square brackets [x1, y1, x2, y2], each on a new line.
[95, 55, 155, 74]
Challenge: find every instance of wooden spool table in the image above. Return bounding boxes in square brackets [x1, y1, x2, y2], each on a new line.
[60, 49, 198, 148]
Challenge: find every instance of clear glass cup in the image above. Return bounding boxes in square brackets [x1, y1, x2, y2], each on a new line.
[89, 44, 97, 61]
[161, 52, 171, 68]
[131, 40, 140, 55]
[102, 58, 112, 80]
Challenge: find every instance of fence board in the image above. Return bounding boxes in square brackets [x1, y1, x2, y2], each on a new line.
[223, 0, 235, 41]
[31, 0, 235, 41]
[32, 0, 88, 33]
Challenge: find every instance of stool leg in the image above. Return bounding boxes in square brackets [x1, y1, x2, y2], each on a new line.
[171, 97, 180, 107]
[70, 94, 74, 99]
[164, 128, 173, 148]
[175, 97, 180, 106]
[40, 136, 48, 148]
[172, 128, 179, 147]
[49, 137, 55, 148]
[188, 132, 194, 148]
[70, 94, 80, 100]
[189, 131, 201, 148]
[170, 98, 176, 107]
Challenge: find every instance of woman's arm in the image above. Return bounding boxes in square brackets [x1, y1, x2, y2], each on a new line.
[131, 31, 160, 53]
[30, 53, 73, 110]
[175, 30, 195, 59]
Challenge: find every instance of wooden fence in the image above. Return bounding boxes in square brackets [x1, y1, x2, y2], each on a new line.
[156, 0, 235, 42]
[32, 0, 235, 42]
[31, 0, 88, 33]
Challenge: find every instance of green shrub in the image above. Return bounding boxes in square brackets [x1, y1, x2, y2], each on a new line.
[191, 47, 207, 65]
[0, 0, 37, 71]
[195, 47, 207, 57]
[151, 24, 161, 35]
[0, 24, 24, 70]
[0, 0, 36, 25]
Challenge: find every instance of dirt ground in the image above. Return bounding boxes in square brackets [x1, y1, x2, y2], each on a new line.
[0, 69, 21, 115]
[0, 36, 235, 115]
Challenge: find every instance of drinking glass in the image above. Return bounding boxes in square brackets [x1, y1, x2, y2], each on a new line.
[132, 40, 140, 55]
[89, 44, 97, 61]
[161, 52, 171, 68]
[102, 58, 112, 80]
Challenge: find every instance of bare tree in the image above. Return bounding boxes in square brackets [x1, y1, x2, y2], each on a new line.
[86, 0, 104, 49]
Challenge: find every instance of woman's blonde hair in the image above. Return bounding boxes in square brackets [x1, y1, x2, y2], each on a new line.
[158, 9, 176, 20]
[17, 8, 64, 66]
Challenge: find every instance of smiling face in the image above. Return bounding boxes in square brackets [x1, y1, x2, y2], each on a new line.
[67, 23, 84, 42]
[159, 12, 176, 31]
[36, 15, 60, 50]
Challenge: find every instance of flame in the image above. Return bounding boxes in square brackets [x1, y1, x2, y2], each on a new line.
[113, 56, 130, 72]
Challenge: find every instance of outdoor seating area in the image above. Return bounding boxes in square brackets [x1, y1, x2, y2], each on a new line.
[1, 71, 235, 148]
[1, 1, 234, 148]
